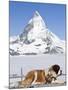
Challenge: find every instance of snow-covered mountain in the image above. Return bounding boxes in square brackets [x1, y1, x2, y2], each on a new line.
[10, 11, 65, 55]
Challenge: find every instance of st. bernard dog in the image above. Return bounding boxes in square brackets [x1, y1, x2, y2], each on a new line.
[18, 64, 62, 88]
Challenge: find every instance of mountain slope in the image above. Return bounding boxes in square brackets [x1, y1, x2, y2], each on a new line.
[10, 11, 65, 55]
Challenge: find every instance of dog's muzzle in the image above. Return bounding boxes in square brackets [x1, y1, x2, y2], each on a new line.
[58, 70, 62, 76]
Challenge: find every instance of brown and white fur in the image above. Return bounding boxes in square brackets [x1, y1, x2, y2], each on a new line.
[18, 64, 62, 88]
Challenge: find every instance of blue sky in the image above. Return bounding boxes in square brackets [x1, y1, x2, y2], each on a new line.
[9, 1, 66, 40]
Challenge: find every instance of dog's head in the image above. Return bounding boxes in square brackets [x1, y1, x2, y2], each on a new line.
[51, 64, 60, 74]
[46, 64, 62, 83]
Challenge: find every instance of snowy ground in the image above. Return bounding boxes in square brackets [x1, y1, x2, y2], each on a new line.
[9, 54, 66, 88]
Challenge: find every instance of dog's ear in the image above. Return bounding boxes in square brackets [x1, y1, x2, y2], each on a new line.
[52, 64, 60, 74]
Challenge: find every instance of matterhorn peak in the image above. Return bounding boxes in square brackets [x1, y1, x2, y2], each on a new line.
[33, 10, 43, 20]
[34, 11, 41, 17]
[28, 10, 47, 29]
